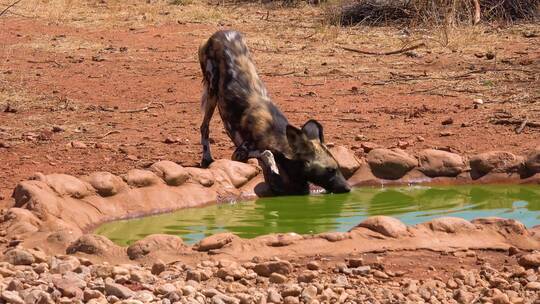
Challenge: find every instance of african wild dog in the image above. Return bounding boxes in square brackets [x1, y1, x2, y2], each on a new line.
[198, 30, 350, 195]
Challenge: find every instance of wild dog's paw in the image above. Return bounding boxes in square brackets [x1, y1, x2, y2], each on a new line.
[232, 145, 249, 163]
[200, 157, 214, 168]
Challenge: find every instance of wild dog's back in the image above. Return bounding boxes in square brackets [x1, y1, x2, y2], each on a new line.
[198, 30, 289, 167]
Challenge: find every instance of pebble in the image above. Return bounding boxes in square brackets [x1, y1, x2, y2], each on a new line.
[269, 272, 287, 284]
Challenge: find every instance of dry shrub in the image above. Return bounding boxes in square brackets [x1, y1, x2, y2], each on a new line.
[332, 0, 539, 27]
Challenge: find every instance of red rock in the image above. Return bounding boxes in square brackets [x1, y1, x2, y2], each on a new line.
[122, 169, 161, 187]
[355, 216, 408, 238]
[150, 160, 189, 186]
[367, 148, 418, 180]
[329, 145, 361, 178]
[417, 149, 465, 177]
[469, 151, 524, 178]
[127, 234, 185, 259]
[66, 234, 118, 255]
[85, 171, 126, 196]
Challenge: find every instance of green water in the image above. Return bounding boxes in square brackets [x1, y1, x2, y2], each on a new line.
[95, 185, 540, 246]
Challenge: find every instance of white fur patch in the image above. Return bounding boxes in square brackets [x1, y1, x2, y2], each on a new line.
[224, 31, 239, 42]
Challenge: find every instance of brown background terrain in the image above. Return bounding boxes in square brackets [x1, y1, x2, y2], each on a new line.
[0, 1, 539, 203]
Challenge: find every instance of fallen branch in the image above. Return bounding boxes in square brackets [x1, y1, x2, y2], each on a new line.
[515, 117, 528, 134]
[119, 103, 165, 113]
[491, 118, 540, 129]
[0, 0, 22, 17]
[338, 42, 426, 56]
[98, 130, 121, 139]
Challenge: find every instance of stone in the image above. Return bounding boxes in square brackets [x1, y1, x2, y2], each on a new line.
[518, 253, 540, 268]
[186, 167, 215, 187]
[281, 285, 302, 297]
[329, 146, 361, 178]
[122, 169, 161, 187]
[524, 147, 540, 174]
[1, 290, 24, 304]
[209, 159, 258, 188]
[53, 277, 84, 298]
[317, 231, 350, 242]
[127, 234, 185, 259]
[267, 289, 282, 303]
[151, 260, 166, 275]
[4, 248, 35, 265]
[193, 233, 238, 252]
[417, 149, 466, 177]
[216, 266, 247, 280]
[267, 233, 303, 247]
[84, 289, 104, 302]
[427, 217, 475, 233]
[525, 282, 540, 290]
[39, 173, 94, 198]
[454, 289, 475, 304]
[367, 148, 418, 179]
[130, 269, 156, 284]
[254, 260, 293, 277]
[156, 283, 176, 295]
[269, 273, 287, 283]
[105, 282, 135, 299]
[150, 160, 189, 186]
[50, 255, 81, 274]
[469, 151, 524, 178]
[66, 234, 117, 255]
[301, 285, 318, 300]
[86, 172, 126, 196]
[361, 142, 380, 153]
[283, 296, 300, 304]
[355, 216, 408, 238]
[297, 271, 317, 283]
[307, 261, 320, 271]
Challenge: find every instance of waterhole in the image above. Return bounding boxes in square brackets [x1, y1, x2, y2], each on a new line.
[96, 184, 540, 246]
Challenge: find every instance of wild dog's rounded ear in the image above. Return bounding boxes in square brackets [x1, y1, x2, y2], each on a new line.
[302, 119, 324, 143]
[286, 125, 313, 157]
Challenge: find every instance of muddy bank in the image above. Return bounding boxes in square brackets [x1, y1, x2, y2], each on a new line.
[0, 146, 539, 259]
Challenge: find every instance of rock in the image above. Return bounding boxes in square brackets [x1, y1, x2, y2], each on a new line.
[151, 260, 166, 275]
[297, 271, 317, 283]
[66, 234, 117, 255]
[525, 282, 540, 290]
[4, 248, 35, 265]
[417, 149, 466, 177]
[267, 289, 282, 303]
[86, 172, 126, 196]
[186, 167, 215, 187]
[367, 148, 418, 179]
[122, 169, 161, 187]
[317, 232, 350, 242]
[70, 141, 87, 149]
[53, 277, 84, 298]
[1, 290, 24, 304]
[216, 266, 247, 280]
[492, 293, 511, 304]
[50, 255, 81, 274]
[282, 285, 302, 297]
[269, 273, 287, 283]
[361, 142, 380, 153]
[307, 261, 320, 271]
[209, 159, 258, 188]
[127, 234, 185, 259]
[156, 283, 176, 295]
[518, 253, 540, 268]
[84, 289, 104, 302]
[454, 288, 475, 304]
[39, 173, 94, 198]
[329, 146, 361, 178]
[301, 285, 318, 300]
[427, 217, 475, 233]
[254, 260, 293, 277]
[267, 233, 303, 247]
[441, 117, 454, 125]
[524, 147, 540, 174]
[150, 160, 189, 186]
[193, 233, 238, 252]
[352, 266, 371, 275]
[355, 216, 408, 238]
[469, 151, 524, 178]
[283, 296, 300, 304]
[105, 282, 135, 299]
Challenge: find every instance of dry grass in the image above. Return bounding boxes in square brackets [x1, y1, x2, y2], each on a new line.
[3, 0, 226, 27]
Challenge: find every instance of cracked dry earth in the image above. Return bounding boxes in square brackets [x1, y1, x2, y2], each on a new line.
[1, 248, 540, 304]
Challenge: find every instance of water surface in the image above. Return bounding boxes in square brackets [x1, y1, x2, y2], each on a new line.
[95, 185, 540, 246]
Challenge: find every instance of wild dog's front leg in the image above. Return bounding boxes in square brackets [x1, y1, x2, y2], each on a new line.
[200, 90, 217, 168]
[258, 150, 286, 195]
[231, 142, 250, 163]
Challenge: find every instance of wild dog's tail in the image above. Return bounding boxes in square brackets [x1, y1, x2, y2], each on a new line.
[198, 36, 220, 113]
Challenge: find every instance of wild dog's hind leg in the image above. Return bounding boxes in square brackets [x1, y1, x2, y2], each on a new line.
[200, 89, 217, 168]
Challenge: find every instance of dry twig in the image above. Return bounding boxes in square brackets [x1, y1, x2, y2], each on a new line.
[338, 42, 426, 56]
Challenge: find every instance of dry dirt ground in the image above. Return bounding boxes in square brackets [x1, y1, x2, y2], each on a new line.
[0, 0, 539, 203]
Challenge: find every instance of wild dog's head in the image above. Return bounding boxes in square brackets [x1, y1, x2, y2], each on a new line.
[285, 120, 351, 194]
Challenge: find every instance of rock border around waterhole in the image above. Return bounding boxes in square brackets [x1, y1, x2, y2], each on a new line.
[1, 146, 539, 262]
